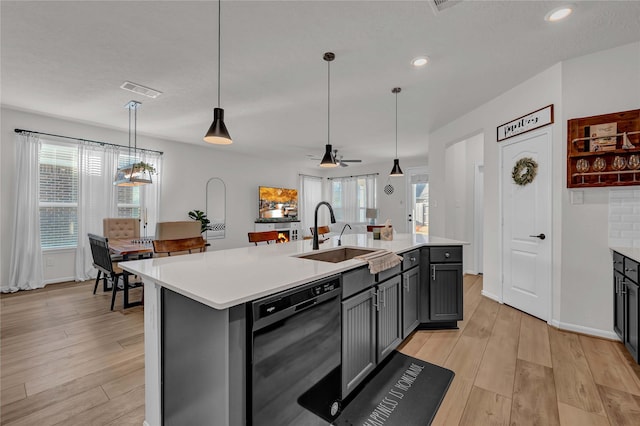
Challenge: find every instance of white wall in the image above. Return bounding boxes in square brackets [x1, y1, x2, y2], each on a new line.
[559, 41, 640, 336]
[0, 107, 317, 286]
[444, 133, 483, 274]
[429, 41, 640, 337]
[1, 107, 422, 286]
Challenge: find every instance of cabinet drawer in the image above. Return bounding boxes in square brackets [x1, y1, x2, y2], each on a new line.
[342, 266, 376, 299]
[430, 247, 462, 263]
[376, 264, 401, 282]
[624, 257, 639, 284]
[402, 250, 420, 271]
[614, 251, 625, 273]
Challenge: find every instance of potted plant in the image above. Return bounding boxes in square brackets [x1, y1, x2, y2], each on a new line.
[188, 209, 212, 234]
[131, 161, 157, 174]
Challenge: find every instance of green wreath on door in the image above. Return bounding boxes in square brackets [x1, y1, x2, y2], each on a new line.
[512, 157, 538, 186]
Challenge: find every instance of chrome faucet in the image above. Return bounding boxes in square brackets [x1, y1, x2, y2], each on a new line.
[338, 224, 351, 246]
[313, 201, 336, 250]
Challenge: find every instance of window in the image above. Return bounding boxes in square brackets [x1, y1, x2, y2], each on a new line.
[39, 142, 79, 249]
[116, 154, 141, 219]
[39, 142, 142, 249]
[330, 174, 377, 222]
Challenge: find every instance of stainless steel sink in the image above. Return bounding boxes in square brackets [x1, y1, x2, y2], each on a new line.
[297, 247, 378, 263]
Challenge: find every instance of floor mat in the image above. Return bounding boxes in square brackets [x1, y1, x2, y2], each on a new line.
[332, 351, 454, 426]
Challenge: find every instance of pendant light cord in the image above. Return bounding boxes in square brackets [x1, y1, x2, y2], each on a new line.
[395, 90, 398, 157]
[218, 0, 221, 108]
[327, 58, 330, 145]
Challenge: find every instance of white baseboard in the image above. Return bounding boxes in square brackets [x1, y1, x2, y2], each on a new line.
[481, 289, 501, 303]
[43, 276, 75, 285]
[549, 319, 620, 341]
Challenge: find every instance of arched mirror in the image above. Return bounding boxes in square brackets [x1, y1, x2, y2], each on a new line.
[206, 177, 226, 240]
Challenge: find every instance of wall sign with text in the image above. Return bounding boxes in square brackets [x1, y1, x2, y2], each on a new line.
[497, 104, 554, 142]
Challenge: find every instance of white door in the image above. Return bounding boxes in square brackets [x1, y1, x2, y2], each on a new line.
[501, 128, 552, 321]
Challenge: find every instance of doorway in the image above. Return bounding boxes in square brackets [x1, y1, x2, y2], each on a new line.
[406, 167, 428, 235]
[474, 163, 484, 274]
[500, 128, 552, 321]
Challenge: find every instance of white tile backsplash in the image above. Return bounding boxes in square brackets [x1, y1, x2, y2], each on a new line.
[609, 188, 640, 248]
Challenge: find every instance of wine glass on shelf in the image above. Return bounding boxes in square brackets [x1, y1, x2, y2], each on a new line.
[592, 157, 606, 183]
[575, 159, 589, 184]
[628, 155, 640, 181]
[612, 156, 627, 182]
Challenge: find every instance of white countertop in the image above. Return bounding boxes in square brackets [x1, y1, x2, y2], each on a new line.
[611, 247, 640, 263]
[120, 233, 467, 310]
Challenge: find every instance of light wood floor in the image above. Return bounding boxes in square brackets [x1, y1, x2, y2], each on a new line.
[2, 275, 640, 425]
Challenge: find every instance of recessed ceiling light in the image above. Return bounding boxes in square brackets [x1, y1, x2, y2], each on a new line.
[545, 5, 573, 22]
[411, 56, 429, 67]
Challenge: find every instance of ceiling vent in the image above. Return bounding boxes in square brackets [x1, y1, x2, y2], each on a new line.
[429, 0, 463, 14]
[120, 81, 163, 99]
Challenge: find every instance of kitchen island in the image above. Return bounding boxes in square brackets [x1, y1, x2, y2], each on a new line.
[120, 233, 466, 426]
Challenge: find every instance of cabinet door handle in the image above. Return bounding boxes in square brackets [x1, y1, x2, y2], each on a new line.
[382, 287, 386, 308]
[625, 268, 637, 273]
[404, 280, 409, 292]
[432, 264, 436, 281]
[373, 290, 379, 311]
[410, 257, 416, 262]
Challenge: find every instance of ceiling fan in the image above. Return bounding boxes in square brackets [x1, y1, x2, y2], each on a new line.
[308, 149, 362, 167]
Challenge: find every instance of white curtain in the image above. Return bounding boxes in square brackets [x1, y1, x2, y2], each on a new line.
[341, 176, 358, 223]
[299, 174, 323, 237]
[138, 150, 163, 238]
[6, 134, 44, 292]
[74, 143, 119, 281]
[330, 174, 377, 223]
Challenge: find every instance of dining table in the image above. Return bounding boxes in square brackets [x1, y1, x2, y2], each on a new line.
[107, 238, 153, 309]
[109, 238, 154, 260]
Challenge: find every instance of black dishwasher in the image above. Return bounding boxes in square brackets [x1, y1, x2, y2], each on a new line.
[248, 275, 342, 426]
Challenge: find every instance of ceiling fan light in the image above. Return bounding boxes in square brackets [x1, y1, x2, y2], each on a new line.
[320, 144, 338, 167]
[204, 107, 232, 145]
[390, 158, 404, 176]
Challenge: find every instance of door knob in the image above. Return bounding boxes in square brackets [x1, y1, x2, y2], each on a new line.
[529, 233, 546, 240]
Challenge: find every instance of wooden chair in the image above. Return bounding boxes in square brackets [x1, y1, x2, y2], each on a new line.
[155, 221, 202, 240]
[88, 233, 142, 310]
[153, 236, 207, 256]
[309, 225, 331, 237]
[248, 231, 280, 245]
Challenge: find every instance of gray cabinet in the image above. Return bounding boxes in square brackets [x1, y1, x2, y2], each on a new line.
[402, 267, 420, 338]
[430, 263, 463, 322]
[341, 275, 402, 398]
[341, 288, 376, 398]
[419, 247, 463, 328]
[377, 275, 403, 362]
[613, 251, 639, 363]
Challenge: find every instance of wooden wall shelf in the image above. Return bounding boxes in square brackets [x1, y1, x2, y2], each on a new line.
[567, 109, 640, 188]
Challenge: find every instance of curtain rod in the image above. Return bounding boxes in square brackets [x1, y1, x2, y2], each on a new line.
[14, 128, 164, 155]
[327, 172, 379, 180]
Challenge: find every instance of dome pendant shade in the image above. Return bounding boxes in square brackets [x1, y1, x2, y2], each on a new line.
[320, 144, 338, 167]
[390, 158, 404, 176]
[204, 107, 232, 145]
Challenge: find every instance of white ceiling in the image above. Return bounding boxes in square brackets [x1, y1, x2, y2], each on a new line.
[2, 1, 640, 165]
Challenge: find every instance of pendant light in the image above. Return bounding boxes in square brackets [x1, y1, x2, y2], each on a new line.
[320, 52, 338, 167]
[389, 87, 404, 176]
[204, 0, 232, 145]
[114, 100, 153, 186]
